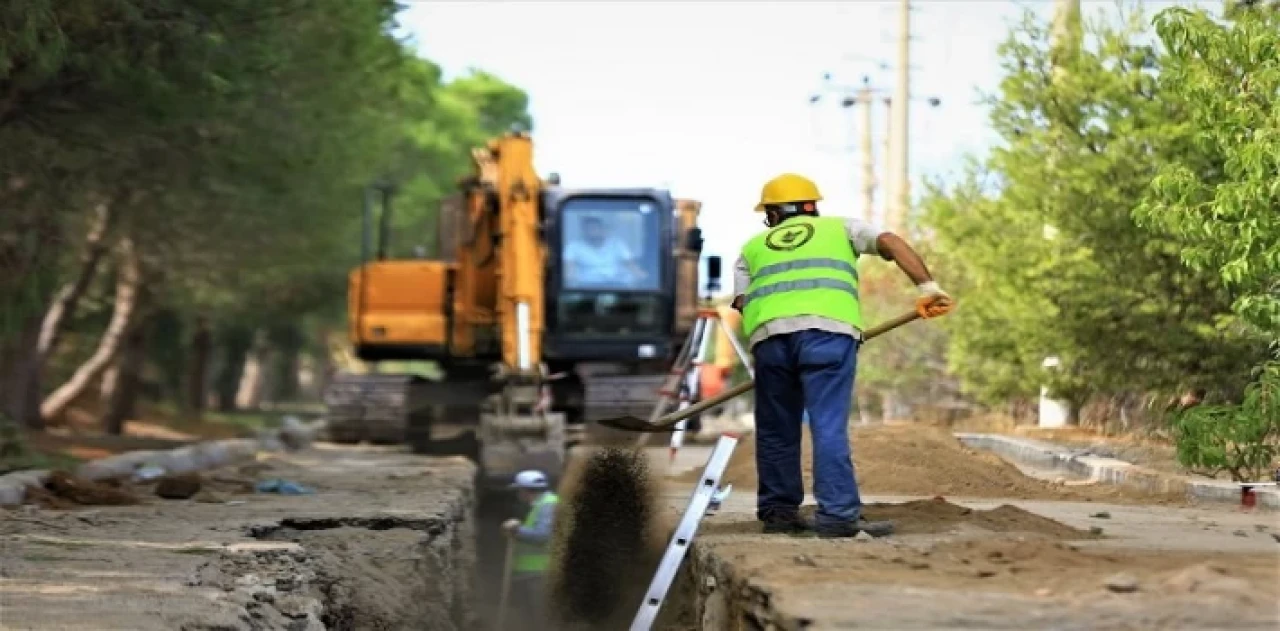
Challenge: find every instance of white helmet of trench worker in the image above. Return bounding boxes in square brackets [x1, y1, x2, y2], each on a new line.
[510, 470, 549, 490]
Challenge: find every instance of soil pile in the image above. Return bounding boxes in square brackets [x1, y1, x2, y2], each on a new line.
[859, 498, 1094, 538]
[687, 424, 1164, 501]
[703, 497, 1094, 539]
[549, 447, 668, 630]
[24, 471, 139, 508]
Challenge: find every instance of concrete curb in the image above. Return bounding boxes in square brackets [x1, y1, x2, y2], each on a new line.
[954, 432, 1280, 510]
[0, 420, 322, 507]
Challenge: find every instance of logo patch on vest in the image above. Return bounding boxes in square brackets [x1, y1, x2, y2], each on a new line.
[764, 223, 815, 251]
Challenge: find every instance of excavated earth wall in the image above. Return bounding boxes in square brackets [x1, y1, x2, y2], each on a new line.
[0, 448, 479, 631]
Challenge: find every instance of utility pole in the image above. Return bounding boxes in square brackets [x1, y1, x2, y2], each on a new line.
[809, 69, 938, 230]
[888, 0, 911, 235]
[1038, 0, 1081, 429]
[1051, 0, 1082, 61]
[857, 80, 875, 223]
[810, 75, 887, 225]
[881, 96, 895, 229]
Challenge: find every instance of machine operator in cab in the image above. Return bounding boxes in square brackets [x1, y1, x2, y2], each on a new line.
[563, 215, 648, 288]
[730, 173, 954, 538]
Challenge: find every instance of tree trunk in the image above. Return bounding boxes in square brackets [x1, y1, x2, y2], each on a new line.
[1, 313, 45, 430]
[269, 324, 303, 403]
[1, 181, 60, 432]
[144, 308, 185, 412]
[213, 325, 253, 412]
[37, 199, 115, 363]
[186, 317, 211, 419]
[235, 330, 270, 410]
[314, 326, 334, 399]
[40, 238, 142, 423]
[275, 347, 300, 402]
[100, 319, 148, 435]
[100, 363, 119, 401]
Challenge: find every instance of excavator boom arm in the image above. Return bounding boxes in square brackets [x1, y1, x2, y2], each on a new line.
[493, 134, 545, 374]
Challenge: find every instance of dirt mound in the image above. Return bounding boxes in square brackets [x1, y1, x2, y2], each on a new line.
[703, 498, 1093, 539]
[25, 471, 140, 508]
[1159, 563, 1260, 601]
[689, 424, 1156, 501]
[860, 499, 1093, 538]
[549, 447, 668, 630]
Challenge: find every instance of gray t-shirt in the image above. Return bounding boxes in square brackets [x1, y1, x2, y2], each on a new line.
[733, 216, 885, 349]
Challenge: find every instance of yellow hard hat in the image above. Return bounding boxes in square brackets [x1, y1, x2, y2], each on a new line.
[755, 173, 823, 212]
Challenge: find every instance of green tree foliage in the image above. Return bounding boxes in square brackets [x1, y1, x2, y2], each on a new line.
[1, 1, 532, 429]
[380, 69, 533, 261]
[920, 7, 1271, 415]
[1138, 6, 1280, 334]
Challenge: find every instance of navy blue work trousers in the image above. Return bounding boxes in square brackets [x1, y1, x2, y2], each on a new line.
[751, 329, 862, 525]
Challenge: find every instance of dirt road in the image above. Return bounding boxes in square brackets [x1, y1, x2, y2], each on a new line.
[2, 426, 1276, 630]
[659, 435, 1280, 631]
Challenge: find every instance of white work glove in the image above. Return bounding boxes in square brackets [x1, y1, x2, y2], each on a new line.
[501, 518, 521, 537]
[915, 281, 955, 319]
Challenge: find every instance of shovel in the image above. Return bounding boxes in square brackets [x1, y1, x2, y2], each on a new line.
[596, 309, 924, 433]
[495, 536, 515, 630]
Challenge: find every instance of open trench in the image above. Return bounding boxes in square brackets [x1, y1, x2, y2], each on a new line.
[149, 444, 816, 631]
[33, 439, 1259, 631]
[183, 491, 480, 630]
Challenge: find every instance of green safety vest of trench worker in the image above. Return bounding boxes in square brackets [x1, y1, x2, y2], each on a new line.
[502, 471, 560, 574]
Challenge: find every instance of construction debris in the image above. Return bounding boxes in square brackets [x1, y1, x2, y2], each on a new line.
[35, 471, 140, 507]
[1104, 572, 1141, 593]
[155, 473, 203, 500]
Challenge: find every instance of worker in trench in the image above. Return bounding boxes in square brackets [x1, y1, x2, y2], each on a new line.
[501, 470, 559, 629]
[731, 173, 953, 538]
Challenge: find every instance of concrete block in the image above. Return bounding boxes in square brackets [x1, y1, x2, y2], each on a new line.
[954, 432, 1279, 510]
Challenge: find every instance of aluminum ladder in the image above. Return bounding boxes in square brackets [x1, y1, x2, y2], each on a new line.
[628, 434, 738, 631]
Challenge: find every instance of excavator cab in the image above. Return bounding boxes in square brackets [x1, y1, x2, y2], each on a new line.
[542, 187, 681, 362]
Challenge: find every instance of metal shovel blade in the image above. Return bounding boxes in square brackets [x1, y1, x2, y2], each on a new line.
[594, 309, 923, 434]
[594, 415, 682, 433]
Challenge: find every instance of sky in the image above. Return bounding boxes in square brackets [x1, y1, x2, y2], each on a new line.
[398, 0, 1206, 276]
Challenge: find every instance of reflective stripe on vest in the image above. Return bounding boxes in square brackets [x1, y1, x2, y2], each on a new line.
[753, 257, 858, 280]
[739, 216, 864, 340]
[514, 492, 559, 573]
[743, 276, 859, 308]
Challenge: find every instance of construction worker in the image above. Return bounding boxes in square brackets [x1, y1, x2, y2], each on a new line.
[501, 470, 559, 628]
[731, 173, 953, 538]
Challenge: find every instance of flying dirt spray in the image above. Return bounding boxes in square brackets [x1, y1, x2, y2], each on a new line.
[548, 447, 670, 630]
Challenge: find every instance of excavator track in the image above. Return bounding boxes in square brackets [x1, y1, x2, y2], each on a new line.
[323, 371, 566, 490]
[323, 373, 431, 445]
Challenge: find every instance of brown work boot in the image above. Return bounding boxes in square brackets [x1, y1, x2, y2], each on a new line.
[760, 510, 810, 534]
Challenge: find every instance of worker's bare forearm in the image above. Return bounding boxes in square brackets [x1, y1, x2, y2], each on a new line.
[731, 295, 744, 312]
[875, 233, 933, 285]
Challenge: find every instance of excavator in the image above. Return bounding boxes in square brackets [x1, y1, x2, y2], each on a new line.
[323, 130, 707, 489]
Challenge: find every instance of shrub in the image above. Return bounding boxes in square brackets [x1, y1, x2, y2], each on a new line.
[1172, 361, 1279, 481]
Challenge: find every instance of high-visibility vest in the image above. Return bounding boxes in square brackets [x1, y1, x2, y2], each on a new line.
[513, 491, 559, 573]
[740, 216, 863, 340]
